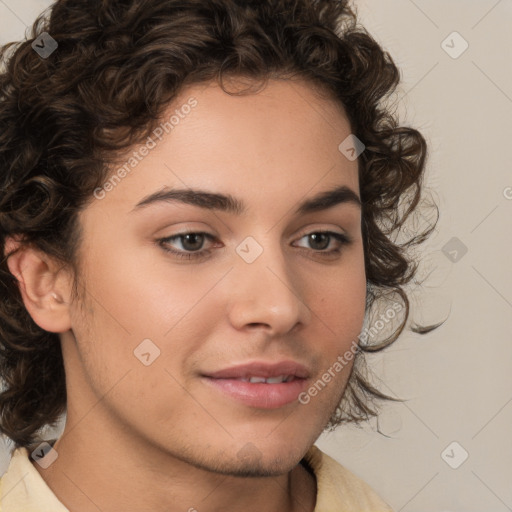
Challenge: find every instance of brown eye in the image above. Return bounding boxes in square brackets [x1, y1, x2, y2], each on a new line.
[295, 231, 350, 253]
[307, 233, 331, 251]
[179, 233, 206, 251]
[157, 232, 217, 261]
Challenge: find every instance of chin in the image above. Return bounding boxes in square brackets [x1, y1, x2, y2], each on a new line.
[197, 455, 297, 478]
[182, 443, 305, 478]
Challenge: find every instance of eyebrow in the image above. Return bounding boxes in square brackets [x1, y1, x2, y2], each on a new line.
[130, 184, 361, 216]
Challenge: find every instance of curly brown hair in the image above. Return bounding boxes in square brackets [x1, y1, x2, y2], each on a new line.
[0, 0, 440, 450]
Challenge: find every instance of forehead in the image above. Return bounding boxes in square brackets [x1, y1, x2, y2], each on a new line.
[85, 77, 358, 220]
[178, 76, 349, 137]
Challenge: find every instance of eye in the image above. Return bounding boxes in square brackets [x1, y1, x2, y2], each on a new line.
[157, 232, 216, 260]
[294, 231, 351, 256]
[156, 230, 352, 262]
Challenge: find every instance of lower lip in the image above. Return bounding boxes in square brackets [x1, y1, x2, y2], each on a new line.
[202, 377, 308, 409]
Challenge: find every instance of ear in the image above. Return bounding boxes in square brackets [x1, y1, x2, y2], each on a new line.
[4, 236, 73, 333]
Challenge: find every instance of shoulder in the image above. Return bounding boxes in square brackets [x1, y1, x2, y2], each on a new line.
[0, 445, 69, 512]
[302, 445, 395, 511]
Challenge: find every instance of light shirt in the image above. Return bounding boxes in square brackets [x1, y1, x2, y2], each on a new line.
[0, 443, 393, 511]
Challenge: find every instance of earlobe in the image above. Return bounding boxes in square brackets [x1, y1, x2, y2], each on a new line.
[4, 236, 72, 333]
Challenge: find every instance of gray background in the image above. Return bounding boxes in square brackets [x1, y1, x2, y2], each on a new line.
[0, 1, 511, 510]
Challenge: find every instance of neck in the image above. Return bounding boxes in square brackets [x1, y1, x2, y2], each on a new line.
[31, 419, 316, 512]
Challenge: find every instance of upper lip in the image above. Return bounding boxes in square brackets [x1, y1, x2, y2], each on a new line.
[203, 361, 310, 379]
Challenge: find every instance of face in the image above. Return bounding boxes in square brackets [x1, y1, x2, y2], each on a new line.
[63, 78, 366, 476]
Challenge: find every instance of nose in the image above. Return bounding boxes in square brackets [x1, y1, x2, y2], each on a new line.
[225, 237, 311, 336]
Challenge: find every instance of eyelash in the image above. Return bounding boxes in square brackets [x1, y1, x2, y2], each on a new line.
[156, 230, 351, 261]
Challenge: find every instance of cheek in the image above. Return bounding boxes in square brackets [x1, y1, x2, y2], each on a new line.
[70, 246, 226, 388]
[313, 254, 367, 343]
[68, 278, 197, 426]
[80, 240, 218, 340]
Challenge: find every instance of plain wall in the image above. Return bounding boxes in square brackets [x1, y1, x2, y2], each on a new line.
[0, 1, 510, 511]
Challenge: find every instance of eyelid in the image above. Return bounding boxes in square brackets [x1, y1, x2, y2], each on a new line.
[158, 223, 349, 245]
[294, 223, 348, 238]
[156, 227, 352, 262]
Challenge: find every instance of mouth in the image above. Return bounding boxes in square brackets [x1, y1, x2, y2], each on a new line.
[236, 375, 297, 383]
[201, 361, 310, 409]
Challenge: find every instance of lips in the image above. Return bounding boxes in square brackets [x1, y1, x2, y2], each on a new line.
[202, 361, 310, 409]
[204, 361, 310, 380]
[239, 375, 295, 383]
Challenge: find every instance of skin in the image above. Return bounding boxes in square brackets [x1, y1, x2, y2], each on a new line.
[6, 77, 366, 512]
